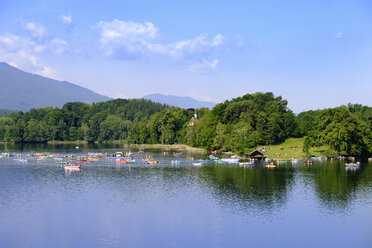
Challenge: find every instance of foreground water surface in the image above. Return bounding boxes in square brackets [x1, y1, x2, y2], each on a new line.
[0, 144, 372, 248]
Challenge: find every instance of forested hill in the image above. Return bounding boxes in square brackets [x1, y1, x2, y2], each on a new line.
[296, 104, 372, 156]
[0, 62, 111, 111]
[186, 92, 297, 153]
[0, 98, 170, 143]
[0, 92, 371, 157]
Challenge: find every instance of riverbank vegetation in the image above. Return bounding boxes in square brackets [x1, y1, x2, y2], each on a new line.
[0, 92, 371, 157]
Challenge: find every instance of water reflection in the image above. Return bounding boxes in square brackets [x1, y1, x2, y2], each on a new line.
[198, 165, 295, 213]
[300, 160, 372, 210]
[1, 149, 372, 247]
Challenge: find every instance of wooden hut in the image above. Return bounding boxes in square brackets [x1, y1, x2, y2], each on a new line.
[248, 149, 266, 160]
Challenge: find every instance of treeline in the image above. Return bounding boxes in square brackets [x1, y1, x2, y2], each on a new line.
[0, 92, 371, 156]
[0, 99, 169, 143]
[297, 104, 372, 156]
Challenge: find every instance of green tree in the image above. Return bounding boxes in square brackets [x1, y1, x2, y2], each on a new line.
[315, 106, 371, 156]
[87, 116, 100, 143]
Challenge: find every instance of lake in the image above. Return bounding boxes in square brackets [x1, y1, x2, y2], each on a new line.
[0, 144, 371, 248]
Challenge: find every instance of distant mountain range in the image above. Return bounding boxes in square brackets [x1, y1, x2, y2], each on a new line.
[143, 94, 215, 109]
[0, 62, 111, 111]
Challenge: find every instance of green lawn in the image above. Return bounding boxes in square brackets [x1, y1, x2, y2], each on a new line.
[259, 137, 326, 160]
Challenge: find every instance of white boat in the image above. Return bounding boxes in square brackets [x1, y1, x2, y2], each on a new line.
[193, 162, 203, 166]
[345, 162, 360, 167]
[220, 158, 239, 163]
[345, 162, 360, 171]
[64, 164, 81, 171]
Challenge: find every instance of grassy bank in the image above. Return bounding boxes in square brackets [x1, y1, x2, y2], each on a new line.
[262, 137, 326, 160]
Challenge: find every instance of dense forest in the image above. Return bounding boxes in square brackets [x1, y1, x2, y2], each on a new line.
[0, 92, 371, 156]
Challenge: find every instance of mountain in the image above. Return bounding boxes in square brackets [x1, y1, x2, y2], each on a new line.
[0, 109, 16, 117]
[143, 93, 215, 109]
[0, 62, 111, 111]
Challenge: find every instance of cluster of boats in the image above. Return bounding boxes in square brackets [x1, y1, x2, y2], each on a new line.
[1, 151, 369, 172]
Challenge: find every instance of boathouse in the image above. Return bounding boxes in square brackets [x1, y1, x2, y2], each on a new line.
[248, 149, 266, 160]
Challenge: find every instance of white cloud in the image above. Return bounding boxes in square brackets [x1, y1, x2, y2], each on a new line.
[0, 33, 67, 79]
[61, 14, 72, 25]
[188, 59, 219, 73]
[236, 35, 245, 48]
[25, 22, 47, 39]
[49, 38, 69, 55]
[95, 19, 225, 64]
[335, 32, 344, 38]
[0, 39, 58, 78]
[35, 66, 59, 79]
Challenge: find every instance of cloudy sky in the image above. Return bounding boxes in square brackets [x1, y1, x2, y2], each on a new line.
[0, 0, 371, 112]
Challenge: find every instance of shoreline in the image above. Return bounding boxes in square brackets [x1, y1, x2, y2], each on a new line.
[123, 143, 207, 153]
[47, 140, 88, 145]
[23, 140, 208, 154]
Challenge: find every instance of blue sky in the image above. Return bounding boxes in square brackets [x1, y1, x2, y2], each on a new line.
[0, 0, 371, 112]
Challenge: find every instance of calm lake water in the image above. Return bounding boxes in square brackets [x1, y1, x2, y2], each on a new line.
[0, 144, 372, 248]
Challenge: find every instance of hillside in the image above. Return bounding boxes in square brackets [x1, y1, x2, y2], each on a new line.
[143, 93, 215, 109]
[0, 62, 111, 111]
[0, 109, 16, 117]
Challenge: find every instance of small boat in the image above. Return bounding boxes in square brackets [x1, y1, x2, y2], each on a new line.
[266, 163, 276, 168]
[171, 160, 181, 165]
[276, 160, 287, 164]
[146, 160, 160, 165]
[304, 160, 312, 164]
[345, 162, 360, 167]
[193, 162, 203, 166]
[209, 155, 219, 160]
[88, 157, 100, 161]
[345, 162, 360, 171]
[215, 160, 228, 164]
[64, 164, 81, 171]
[56, 161, 67, 165]
[239, 162, 254, 166]
[142, 156, 153, 162]
[220, 158, 240, 163]
[116, 159, 128, 163]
